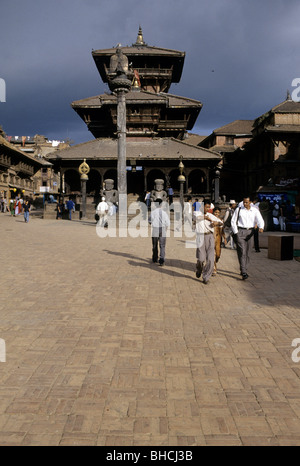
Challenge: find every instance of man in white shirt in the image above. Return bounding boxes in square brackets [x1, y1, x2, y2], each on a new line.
[193, 199, 223, 284]
[96, 196, 109, 227]
[150, 199, 170, 266]
[231, 197, 264, 280]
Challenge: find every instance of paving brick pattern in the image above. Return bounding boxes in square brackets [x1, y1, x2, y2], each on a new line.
[0, 213, 300, 445]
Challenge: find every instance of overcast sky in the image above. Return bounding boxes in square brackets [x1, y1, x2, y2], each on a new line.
[0, 0, 299, 144]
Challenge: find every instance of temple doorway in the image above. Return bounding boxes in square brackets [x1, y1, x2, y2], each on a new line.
[86, 169, 102, 196]
[127, 169, 144, 196]
[188, 169, 207, 194]
[168, 169, 180, 192]
[64, 169, 81, 194]
[147, 169, 166, 192]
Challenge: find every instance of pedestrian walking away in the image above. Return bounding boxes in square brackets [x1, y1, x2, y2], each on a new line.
[193, 199, 223, 284]
[150, 198, 170, 266]
[231, 196, 264, 280]
[168, 186, 174, 205]
[144, 191, 151, 209]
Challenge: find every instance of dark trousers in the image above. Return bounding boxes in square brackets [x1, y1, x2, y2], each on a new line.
[253, 227, 260, 251]
[152, 235, 166, 263]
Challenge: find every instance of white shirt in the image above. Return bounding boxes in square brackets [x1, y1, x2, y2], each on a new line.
[184, 202, 192, 215]
[96, 201, 109, 214]
[231, 205, 264, 234]
[150, 207, 170, 229]
[193, 211, 223, 234]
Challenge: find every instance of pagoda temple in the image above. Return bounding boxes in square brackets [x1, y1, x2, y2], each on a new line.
[47, 28, 221, 201]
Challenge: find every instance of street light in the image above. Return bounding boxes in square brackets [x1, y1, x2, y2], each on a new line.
[178, 156, 186, 220]
[213, 167, 221, 203]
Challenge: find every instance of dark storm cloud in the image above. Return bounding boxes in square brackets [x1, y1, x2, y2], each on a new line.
[1, 0, 300, 143]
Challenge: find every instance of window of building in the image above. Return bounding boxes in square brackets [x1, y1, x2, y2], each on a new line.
[225, 136, 234, 145]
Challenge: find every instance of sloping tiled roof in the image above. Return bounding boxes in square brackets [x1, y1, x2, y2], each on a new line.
[92, 44, 185, 58]
[208, 145, 239, 153]
[0, 135, 46, 166]
[46, 137, 221, 162]
[72, 90, 202, 109]
[265, 124, 300, 133]
[185, 133, 208, 146]
[213, 120, 254, 135]
[271, 99, 300, 113]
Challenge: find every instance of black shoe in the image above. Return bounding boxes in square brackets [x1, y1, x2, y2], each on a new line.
[152, 258, 158, 263]
[255, 250, 261, 253]
[159, 259, 164, 266]
[242, 273, 249, 280]
[203, 279, 209, 284]
[195, 263, 202, 278]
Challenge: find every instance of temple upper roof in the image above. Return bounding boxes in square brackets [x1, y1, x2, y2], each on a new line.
[71, 89, 202, 138]
[92, 27, 185, 92]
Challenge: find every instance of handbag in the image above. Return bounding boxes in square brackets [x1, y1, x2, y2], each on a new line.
[95, 213, 99, 221]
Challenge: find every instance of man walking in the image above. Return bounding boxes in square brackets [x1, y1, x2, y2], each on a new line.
[66, 198, 75, 220]
[23, 198, 31, 223]
[150, 199, 170, 266]
[193, 199, 223, 284]
[231, 196, 264, 280]
[96, 196, 109, 227]
[223, 200, 237, 249]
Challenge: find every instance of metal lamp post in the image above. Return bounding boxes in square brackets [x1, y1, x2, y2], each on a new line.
[213, 168, 221, 204]
[178, 156, 186, 222]
[108, 48, 132, 235]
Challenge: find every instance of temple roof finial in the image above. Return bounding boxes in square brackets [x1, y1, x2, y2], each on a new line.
[286, 89, 292, 101]
[134, 26, 147, 46]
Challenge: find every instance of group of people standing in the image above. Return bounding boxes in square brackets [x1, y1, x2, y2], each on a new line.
[56, 198, 75, 220]
[259, 196, 295, 231]
[3, 196, 32, 222]
[150, 196, 265, 284]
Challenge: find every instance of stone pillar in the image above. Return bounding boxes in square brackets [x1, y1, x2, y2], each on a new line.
[108, 48, 132, 236]
[117, 91, 127, 197]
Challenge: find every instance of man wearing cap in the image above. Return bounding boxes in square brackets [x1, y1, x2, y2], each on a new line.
[231, 196, 264, 280]
[96, 196, 109, 227]
[223, 200, 237, 249]
[193, 199, 223, 284]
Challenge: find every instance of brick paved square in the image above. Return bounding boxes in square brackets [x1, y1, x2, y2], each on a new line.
[0, 215, 300, 445]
